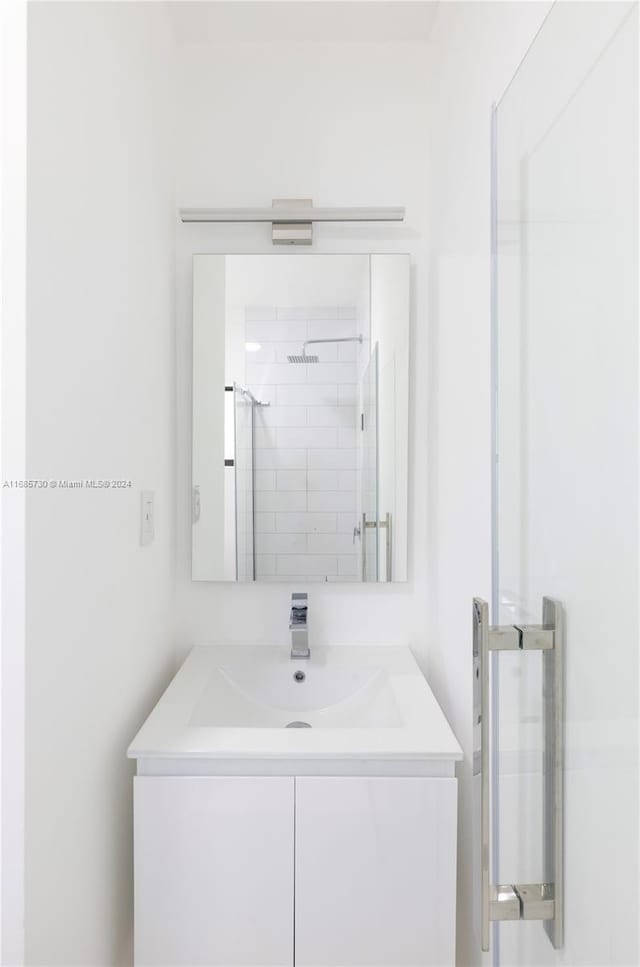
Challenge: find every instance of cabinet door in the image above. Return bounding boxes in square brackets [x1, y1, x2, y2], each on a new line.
[134, 776, 294, 966]
[295, 776, 457, 966]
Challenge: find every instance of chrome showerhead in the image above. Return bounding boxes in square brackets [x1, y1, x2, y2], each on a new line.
[287, 334, 363, 363]
[287, 353, 319, 364]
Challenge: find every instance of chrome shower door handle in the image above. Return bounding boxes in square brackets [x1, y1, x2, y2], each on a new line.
[361, 512, 367, 581]
[383, 512, 392, 581]
[473, 596, 564, 953]
[473, 598, 491, 952]
[360, 513, 392, 582]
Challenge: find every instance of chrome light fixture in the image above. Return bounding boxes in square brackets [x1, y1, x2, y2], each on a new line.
[179, 198, 406, 245]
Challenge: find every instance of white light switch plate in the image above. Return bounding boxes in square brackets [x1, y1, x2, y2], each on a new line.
[140, 490, 155, 546]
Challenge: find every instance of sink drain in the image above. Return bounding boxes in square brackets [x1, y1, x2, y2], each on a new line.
[286, 720, 312, 728]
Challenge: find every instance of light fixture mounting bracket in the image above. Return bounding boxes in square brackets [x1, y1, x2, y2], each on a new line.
[271, 198, 313, 246]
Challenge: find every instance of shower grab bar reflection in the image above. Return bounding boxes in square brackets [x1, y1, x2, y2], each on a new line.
[473, 597, 564, 953]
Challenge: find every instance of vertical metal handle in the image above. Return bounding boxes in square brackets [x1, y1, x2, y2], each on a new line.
[473, 598, 493, 951]
[361, 513, 392, 581]
[384, 511, 392, 581]
[361, 512, 367, 581]
[473, 596, 564, 952]
[542, 597, 564, 949]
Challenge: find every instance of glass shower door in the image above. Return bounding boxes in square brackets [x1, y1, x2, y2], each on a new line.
[489, 4, 638, 966]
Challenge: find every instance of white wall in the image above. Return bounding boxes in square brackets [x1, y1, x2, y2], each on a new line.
[26, 4, 177, 963]
[174, 37, 431, 646]
[1, 0, 27, 961]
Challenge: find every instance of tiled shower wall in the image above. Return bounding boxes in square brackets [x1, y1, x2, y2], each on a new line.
[245, 306, 360, 581]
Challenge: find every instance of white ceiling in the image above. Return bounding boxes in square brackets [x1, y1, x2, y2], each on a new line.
[167, 1, 439, 46]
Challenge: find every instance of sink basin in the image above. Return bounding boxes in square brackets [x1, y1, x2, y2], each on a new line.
[127, 644, 463, 764]
[190, 653, 402, 728]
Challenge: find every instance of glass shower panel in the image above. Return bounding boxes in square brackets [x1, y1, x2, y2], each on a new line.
[493, 4, 638, 966]
[233, 386, 255, 582]
[360, 344, 379, 582]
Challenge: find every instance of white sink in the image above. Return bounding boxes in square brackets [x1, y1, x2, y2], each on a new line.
[190, 653, 402, 728]
[127, 645, 463, 764]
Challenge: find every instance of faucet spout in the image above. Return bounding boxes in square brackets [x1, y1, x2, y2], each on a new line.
[290, 592, 310, 659]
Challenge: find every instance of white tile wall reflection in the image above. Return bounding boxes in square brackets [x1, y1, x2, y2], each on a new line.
[247, 306, 360, 582]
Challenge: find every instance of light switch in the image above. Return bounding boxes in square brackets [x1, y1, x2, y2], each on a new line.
[140, 490, 155, 546]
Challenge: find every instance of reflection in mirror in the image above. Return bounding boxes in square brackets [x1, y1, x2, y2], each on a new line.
[192, 254, 409, 582]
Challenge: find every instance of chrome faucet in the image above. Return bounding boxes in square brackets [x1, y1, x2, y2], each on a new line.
[290, 592, 310, 659]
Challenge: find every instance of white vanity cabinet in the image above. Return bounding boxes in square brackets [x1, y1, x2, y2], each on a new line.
[134, 777, 295, 966]
[134, 773, 458, 967]
[130, 647, 462, 966]
[295, 776, 458, 966]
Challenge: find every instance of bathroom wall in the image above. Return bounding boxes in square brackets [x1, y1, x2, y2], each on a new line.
[1, 1, 27, 960]
[174, 25, 432, 646]
[26, 4, 177, 964]
[21, 4, 560, 964]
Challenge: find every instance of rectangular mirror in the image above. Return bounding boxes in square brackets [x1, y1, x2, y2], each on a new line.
[192, 254, 409, 582]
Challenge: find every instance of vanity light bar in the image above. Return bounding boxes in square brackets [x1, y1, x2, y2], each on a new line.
[180, 199, 405, 245]
[179, 206, 405, 224]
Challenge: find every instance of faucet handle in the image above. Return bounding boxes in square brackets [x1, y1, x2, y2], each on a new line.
[290, 591, 308, 627]
[290, 592, 310, 659]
